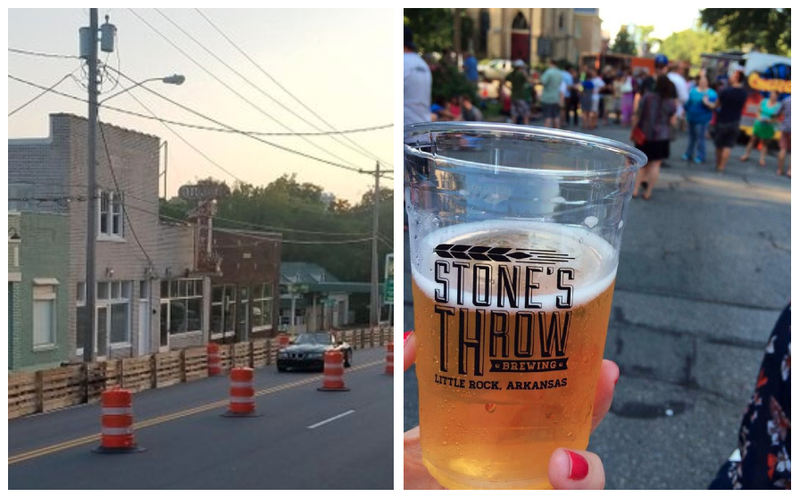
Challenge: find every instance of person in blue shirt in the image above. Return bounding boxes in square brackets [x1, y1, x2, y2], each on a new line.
[462, 51, 479, 88]
[681, 73, 718, 164]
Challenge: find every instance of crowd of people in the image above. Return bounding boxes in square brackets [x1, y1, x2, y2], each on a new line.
[404, 25, 791, 199]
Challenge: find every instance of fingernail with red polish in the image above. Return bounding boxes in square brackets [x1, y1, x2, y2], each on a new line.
[404, 331, 412, 345]
[566, 450, 589, 481]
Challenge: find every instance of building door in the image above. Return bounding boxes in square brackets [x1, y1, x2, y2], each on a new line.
[9, 283, 13, 369]
[160, 301, 169, 349]
[139, 299, 150, 355]
[511, 33, 530, 63]
[97, 305, 109, 358]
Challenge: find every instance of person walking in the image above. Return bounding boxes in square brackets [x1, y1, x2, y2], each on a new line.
[592, 70, 606, 128]
[462, 51, 479, 92]
[681, 73, 717, 164]
[599, 67, 615, 126]
[580, 70, 596, 130]
[631, 75, 678, 200]
[620, 69, 635, 126]
[667, 62, 689, 132]
[506, 59, 532, 125]
[777, 95, 791, 177]
[403, 26, 432, 126]
[713, 70, 748, 173]
[564, 66, 580, 127]
[540, 58, 563, 128]
[740, 91, 782, 167]
[559, 64, 574, 127]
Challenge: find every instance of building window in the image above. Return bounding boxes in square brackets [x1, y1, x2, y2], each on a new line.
[252, 283, 274, 331]
[512, 12, 528, 30]
[558, 13, 565, 32]
[33, 283, 58, 349]
[98, 190, 124, 238]
[76, 280, 131, 354]
[575, 20, 582, 39]
[160, 279, 203, 336]
[211, 284, 236, 339]
[106, 281, 131, 345]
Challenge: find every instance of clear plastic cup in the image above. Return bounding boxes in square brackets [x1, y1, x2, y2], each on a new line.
[405, 123, 646, 489]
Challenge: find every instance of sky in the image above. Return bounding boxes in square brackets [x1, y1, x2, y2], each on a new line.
[7, 8, 394, 204]
[599, 6, 701, 41]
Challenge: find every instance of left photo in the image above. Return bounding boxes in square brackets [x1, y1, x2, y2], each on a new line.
[8, 8, 394, 490]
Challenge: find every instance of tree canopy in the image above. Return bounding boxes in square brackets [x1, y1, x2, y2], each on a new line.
[404, 8, 455, 54]
[659, 27, 726, 67]
[161, 174, 393, 285]
[610, 28, 637, 55]
[700, 8, 790, 55]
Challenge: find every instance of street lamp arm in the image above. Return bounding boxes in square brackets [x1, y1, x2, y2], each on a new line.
[99, 74, 185, 104]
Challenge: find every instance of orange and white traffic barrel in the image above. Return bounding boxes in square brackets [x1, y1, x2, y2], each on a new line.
[277, 333, 290, 350]
[93, 388, 145, 453]
[223, 367, 261, 417]
[385, 342, 394, 375]
[208, 342, 222, 376]
[317, 350, 350, 392]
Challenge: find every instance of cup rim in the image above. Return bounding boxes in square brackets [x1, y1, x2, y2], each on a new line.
[404, 122, 648, 176]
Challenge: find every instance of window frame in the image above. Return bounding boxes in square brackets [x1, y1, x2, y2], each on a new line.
[97, 190, 125, 239]
[33, 282, 58, 350]
[160, 278, 204, 337]
[251, 283, 274, 332]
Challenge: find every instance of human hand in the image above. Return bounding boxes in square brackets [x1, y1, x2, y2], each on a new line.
[403, 330, 619, 490]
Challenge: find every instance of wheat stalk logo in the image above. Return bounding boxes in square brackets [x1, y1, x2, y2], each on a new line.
[434, 244, 574, 264]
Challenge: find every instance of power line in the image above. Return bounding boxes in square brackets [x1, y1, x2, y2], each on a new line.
[9, 47, 81, 59]
[8, 69, 81, 117]
[156, 8, 386, 166]
[110, 65, 370, 174]
[129, 9, 366, 173]
[9, 74, 391, 136]
[121, 83, 246, 184]
[196, 8, 392, 167]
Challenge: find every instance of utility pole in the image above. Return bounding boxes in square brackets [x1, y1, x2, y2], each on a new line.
[370, 161, 381, 329]
[83, 8, 99, 362]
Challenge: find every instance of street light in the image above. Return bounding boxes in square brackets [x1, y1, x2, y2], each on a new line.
[99, 74, 185, 104]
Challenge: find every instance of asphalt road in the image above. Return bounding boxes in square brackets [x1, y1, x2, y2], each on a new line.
[9, 347, 393, 490]
[403, 123, 791, 489]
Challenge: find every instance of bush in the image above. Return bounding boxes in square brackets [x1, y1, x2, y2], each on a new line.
[431, 61, 475, 104]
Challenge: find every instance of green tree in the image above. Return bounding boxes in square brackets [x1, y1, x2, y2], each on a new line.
[700, 8, 790, 55]
[610, 28, 637, 55]
[659, 27, 726, 67]
[404, 8, 454, 54]
[159, 174, 393, 286]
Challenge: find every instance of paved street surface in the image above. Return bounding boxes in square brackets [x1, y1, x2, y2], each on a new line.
[9, 347, 392, 489]
[403, 123, 791, 489]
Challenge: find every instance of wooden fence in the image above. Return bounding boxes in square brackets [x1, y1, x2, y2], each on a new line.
[9, 326, 393, 420]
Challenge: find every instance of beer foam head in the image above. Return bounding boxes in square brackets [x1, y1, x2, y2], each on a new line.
[411, 220, 618, 312]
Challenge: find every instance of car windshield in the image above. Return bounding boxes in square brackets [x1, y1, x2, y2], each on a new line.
[293, 333, 331, 345]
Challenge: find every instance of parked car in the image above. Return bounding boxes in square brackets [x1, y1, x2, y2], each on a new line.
[478, 59, 514, 81]
[276, 331, 352, 372]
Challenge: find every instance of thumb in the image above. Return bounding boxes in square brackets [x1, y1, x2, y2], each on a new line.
[403, 331, 416, 372]
[548, 448, 605, 490]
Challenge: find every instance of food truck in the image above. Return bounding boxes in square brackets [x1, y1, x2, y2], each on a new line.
[701, 51, 791, 138]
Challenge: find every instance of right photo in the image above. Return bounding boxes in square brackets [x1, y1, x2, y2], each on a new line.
[403, 8, 791, 490]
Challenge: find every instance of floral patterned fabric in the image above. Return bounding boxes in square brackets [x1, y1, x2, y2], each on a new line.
[710, 305, 791, 489]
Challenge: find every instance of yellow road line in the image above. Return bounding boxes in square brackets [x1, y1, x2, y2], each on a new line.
[9, 359, 383, 465]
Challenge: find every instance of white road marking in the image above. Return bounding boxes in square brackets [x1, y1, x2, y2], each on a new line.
[307, 410, 355, 429]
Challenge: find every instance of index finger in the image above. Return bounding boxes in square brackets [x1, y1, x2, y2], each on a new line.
[404, 331, 416, 372]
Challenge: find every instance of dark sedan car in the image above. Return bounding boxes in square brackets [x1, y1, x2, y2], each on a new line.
[276, 331, 352, 372]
